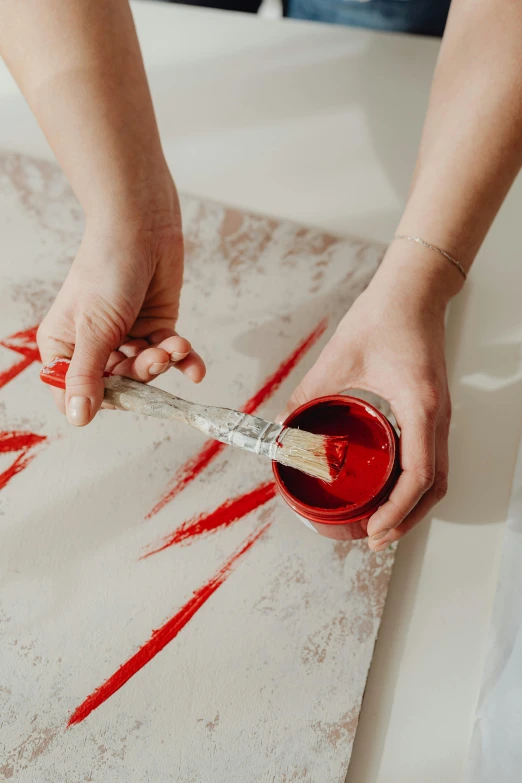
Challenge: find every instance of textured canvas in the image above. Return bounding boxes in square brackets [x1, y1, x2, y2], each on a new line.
[0, 151, 394, 782]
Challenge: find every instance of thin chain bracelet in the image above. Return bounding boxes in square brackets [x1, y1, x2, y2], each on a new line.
[393, 234, 467, 280]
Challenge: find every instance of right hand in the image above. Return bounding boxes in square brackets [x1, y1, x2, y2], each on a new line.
[281, 243, 458, 550]
[37, 180, 205, 426]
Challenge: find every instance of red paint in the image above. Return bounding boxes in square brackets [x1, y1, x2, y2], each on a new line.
[146, 440, 224, 519]
[0, 431, 47, 491]
[142, 481, 276, 558]
[40, 357, 110, 390]
[0, 326, 40, 390]
[240, 319, 328, 416]
[273, 396, 400, 540]
[67, 523, 270, 727]
[147, 319, 328, 518]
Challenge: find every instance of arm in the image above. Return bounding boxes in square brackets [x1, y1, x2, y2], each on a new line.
[285, 0, 522, 549]
[0, 0, 205, 425]
[0, 0, 169, 223]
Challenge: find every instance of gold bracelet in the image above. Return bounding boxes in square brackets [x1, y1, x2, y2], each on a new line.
[393, 234, 467, 280]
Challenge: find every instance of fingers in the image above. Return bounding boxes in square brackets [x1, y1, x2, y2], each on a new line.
[372, 414, 450, 550]
[110, 331, 206, 384]
[148, 330, 191, 361]
[65, 329, 114, 427]
[173, 350, 206, 383]
[37, 325, 69, 416]
[367, 404, 437, 546]
[368, 401, 450, 551]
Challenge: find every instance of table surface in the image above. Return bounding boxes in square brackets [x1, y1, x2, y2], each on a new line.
[1, 3, 520, 781]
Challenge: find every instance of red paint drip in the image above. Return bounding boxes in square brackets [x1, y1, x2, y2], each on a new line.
[146, 318, 328, 519]
[0, 431, 47, 492]
[142, 480, 276, 558]
[67, 523, 271, 727]
[0, 326, 40, 390]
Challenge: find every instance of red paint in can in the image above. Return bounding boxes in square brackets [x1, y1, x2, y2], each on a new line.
[273, 395, 400, 540]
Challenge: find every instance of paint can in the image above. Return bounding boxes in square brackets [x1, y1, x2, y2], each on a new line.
[273, 395, 400, 540]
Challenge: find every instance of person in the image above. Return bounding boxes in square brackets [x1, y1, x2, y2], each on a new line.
[1, 1, 521, 553]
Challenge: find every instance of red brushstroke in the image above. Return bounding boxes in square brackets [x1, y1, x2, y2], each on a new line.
[0, 326, 40, 390]
[142, 480, 276, 558]
[147, 439, 225, 519]
[0, 431, 47, 491]
[240, 319, 328, 415]
[67, 523, 271, 727]
[146, 318, 328, 519]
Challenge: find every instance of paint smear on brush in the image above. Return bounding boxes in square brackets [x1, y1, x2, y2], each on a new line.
[0, 326, 40, 390]
[0, 431, 47, 491]
[142, 480, 276, 558]
[146, 319, 328, 519]
[67, 523, 270, 726]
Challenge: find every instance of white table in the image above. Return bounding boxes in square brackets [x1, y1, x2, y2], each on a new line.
[1, 4, 520, 780]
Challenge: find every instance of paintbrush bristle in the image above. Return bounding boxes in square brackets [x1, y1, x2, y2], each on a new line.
[276, 428, 348, 483]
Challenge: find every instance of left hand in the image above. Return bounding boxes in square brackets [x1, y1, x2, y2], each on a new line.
[37, 179, 205, 426]
[282, 244, 457, 551]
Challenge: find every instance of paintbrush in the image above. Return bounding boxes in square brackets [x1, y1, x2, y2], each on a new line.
[40, 358, 348, 483]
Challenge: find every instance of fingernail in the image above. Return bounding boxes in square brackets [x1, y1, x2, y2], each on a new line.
[372, 540, 391, 552]
[170, 351, 189, 362]
[67, 396, 90, 426]
[370, 530, 389, 542]
[184, 365, 201, 382]
[150, 361, 169, 376]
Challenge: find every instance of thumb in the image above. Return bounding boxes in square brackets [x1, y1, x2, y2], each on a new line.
[277, 347, 347, 423]
[65, 326, 114, 427]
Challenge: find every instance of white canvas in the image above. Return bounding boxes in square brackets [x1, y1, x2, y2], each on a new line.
[0, 151, 395, 782]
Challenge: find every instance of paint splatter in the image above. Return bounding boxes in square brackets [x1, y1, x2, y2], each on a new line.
[0, 431, 47, 492]
[67, 523, 270, 726]
[146, 319, 328, 518]
[142, 481, 276, 558]
[0, 326, 40, 390]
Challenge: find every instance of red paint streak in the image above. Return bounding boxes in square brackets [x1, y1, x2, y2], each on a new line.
[0, 431, 47, 492]
[146, 439, 224, 519]
[67, 523, 271, 727]
[241, 319, 328, 415]
[142, 480, 276, 558]
[0, 326, 40, 390]
[146, 319, 328, 519]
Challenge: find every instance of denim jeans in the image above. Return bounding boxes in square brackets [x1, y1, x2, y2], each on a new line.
[165, 0, 452, 37]
[287, 0, 451, 37]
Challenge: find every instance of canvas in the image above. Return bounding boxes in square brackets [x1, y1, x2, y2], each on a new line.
[0, 151, 394, 782]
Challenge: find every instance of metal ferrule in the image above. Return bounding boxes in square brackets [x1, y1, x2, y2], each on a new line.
[217, 411, 285, 459]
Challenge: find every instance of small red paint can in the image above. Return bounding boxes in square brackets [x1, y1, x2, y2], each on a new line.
[273, 395, 400, 540]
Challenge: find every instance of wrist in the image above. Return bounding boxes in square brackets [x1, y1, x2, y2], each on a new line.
[369, 239, 463, 311]
[84, 163, 181, 237]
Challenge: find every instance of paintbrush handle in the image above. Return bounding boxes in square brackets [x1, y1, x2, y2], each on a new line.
[104, 376, 284, 456]
[40, 359, 285, 459]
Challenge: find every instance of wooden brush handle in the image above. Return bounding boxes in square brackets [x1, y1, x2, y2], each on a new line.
[102, 375, 196, 420]
[39, 358, 283, 455]
[40, 357, 228, 425]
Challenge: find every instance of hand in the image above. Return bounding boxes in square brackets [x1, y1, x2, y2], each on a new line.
[283, 245, 458, 550]
[37, 181, 205, 426]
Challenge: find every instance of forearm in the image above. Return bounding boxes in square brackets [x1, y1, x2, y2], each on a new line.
[0, 0, 170, 225]
[385, 0, 522, 296]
